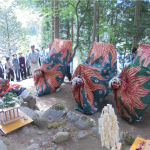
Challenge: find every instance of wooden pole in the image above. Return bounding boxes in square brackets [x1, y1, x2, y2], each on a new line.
[9, 110, 11, 120]
[5, 112, 7, 121]
[13, 109, 15, 118]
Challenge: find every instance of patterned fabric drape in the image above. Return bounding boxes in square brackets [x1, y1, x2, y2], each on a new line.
[113, 43, 150, 124]
[34, 39, 72, 96]
[71, 42, 117, 114]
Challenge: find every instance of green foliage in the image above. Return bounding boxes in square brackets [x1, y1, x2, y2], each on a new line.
[0, 92, 20, 108]
[15, 0, 150, 70]
[0, 1, 27, 58]
[47, 121, 66, 129]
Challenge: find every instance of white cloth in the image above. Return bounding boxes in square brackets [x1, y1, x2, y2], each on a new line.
[30, 63, 39, 76]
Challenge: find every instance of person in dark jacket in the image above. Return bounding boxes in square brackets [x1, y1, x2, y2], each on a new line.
[0, 61, 4, 79]
[12, 54, 20, 81]
[130, 47, 137, 63]
[5, 57, 14, 81]
[18, 52, 27, 80]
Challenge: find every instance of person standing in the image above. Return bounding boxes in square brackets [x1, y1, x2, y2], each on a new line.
[35, 49, 41, 66]
[5, 57, 14, 81]
[0, 61, 4, 79]
[28, 45, 39, 76]
[18, 52, 27, 80]
[40, 46, 49, 64]
[12, 54, 20, 81]
[26, 50, 31, 77]
[48, 42, 52, 53]
[130, 47, 137, 63]
[66, 62, 72, 81]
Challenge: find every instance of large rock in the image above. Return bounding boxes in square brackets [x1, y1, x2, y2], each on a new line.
[19, 106, 36, 119]
[66, 111, 80, 123]
[43, 103, 68, 119]
[75, 131, 89, 139]
[21, 126, 30, 135]
[120, 131, 135, 150]
[32, 114, 48, 129]
[53, 132, 71, 143]
[0, 139, 8, 150]
[19, 90, 36, 109]
[91, 127, 101, 138]
[47, 116, 54, 123]
[74, 115, 96, 130]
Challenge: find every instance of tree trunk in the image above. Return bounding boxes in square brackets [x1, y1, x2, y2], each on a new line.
[72, 0, 90, 58]
[132, 0, 141, 48]
[97, 5, 99, 42]
[67, 19, 70, 39]
[110, 8, 114, 44]
[5, 12, 10, 56]
[71, 16, 74, 74]
[123, 38, 127, 68]
[51, 0, 54, 43]
[55, 0, 59, 39]
[92, 0, 97, 43]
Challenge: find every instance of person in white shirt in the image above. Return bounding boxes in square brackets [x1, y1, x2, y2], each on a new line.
[28, 45, 39, 76]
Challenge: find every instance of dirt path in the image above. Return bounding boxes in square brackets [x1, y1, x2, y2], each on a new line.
[1, 77, 150, 150]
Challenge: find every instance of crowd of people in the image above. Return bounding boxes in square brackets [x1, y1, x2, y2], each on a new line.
[0, 42, 72, 82]
[0, 42, 53, 81]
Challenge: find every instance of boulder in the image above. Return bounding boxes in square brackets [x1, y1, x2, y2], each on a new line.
[22, 102, 28, 107]
[43, 103, 68, 119]
[35, 110, 43, 116]
[19, 106, 36, 119]
[19, 90, 36, 109]
[21, 126, 30, 135]
[91, 127, 101, 138]
[75, 131, 89, 139]
[53, 132, 71, 143]
[120, 131, 135, 150]
[33, 105, 40, 111]
[32, 114, 48, 129]
[47, 116, 54, 123]
[74, 115, 96, 130]
[66, 111, 80, 123]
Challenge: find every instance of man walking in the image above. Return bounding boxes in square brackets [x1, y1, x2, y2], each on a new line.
[28, 45, 39, 76]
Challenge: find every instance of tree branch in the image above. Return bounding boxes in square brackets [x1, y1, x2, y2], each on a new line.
[79, 0, 90, 28]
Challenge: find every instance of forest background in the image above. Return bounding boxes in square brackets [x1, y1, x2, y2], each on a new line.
[0, 0, 150, 73]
